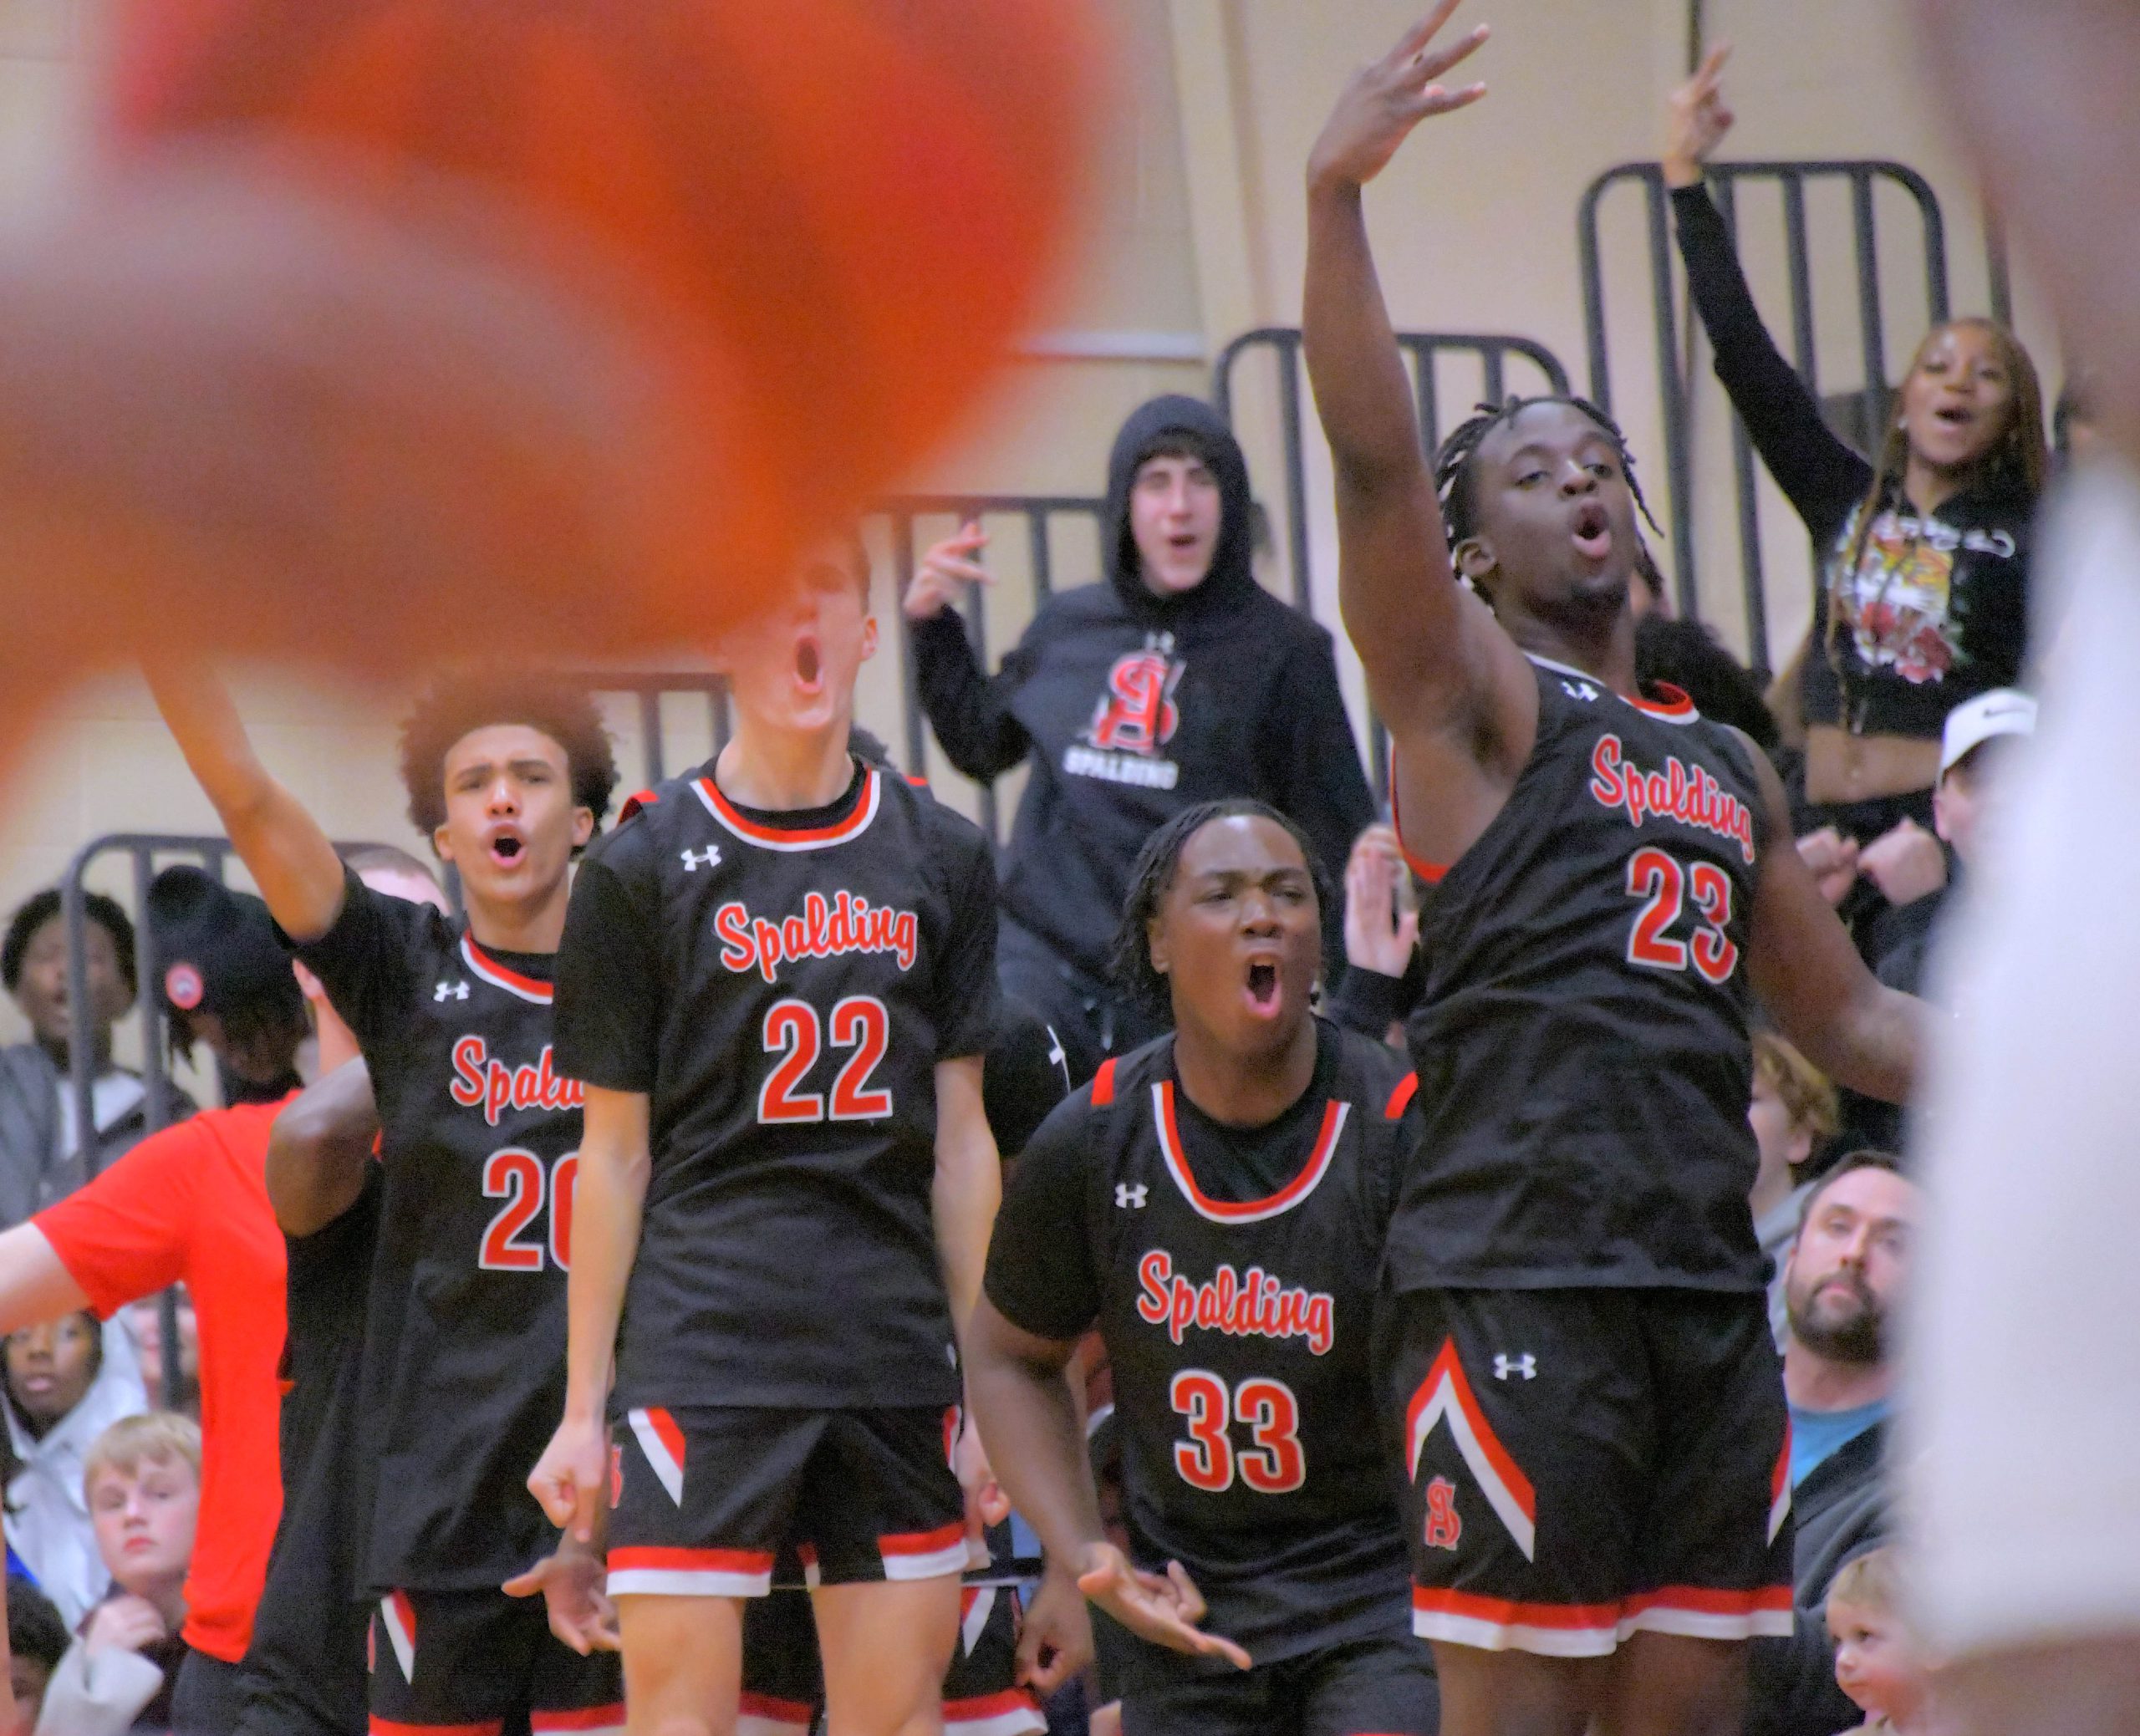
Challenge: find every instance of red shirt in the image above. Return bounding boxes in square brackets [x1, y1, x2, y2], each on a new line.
[37, 1097, 292, 1663]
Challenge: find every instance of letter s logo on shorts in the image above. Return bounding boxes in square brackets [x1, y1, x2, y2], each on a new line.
[1423, 1474, 1463, 1550]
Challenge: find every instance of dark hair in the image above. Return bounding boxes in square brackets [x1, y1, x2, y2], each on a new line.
[7, 1574, 67, 1673]
[1108, 799, 1329, 1021]
[2, 889, 137, 996]
[397, 673, 619, 848]
[1433, 396, 1663, 548]
[1796, 1149, 1907, 1235]
[1132, 428, 1225, 478]
[1634, 617, 1781, 749]
[1831, 320, 2048, 674]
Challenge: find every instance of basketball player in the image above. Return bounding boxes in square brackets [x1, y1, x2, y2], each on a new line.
[1302, 10, 1920, 1734]
[968, 799, 1438, 1736]
[148, 664, 625, 1736]
[527, 538, 1005, 1736]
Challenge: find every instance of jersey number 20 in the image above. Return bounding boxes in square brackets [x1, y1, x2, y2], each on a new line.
[480, 1148, 577, 1272]
[758, 996, 894, 1124]
[1623, 847, 1739, 984]
[1169, 1370, 1305, 1494]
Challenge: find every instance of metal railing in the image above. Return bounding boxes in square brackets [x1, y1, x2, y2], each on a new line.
[1577, 159, 1960, 671]
[874, 493, 1108, 843]
[1213, 325, 1573, 615]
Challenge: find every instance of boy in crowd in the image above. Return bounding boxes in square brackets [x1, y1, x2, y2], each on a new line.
[906, 396, 1373, 1080]
[1824, 1550, 1930, 1736]
[5, 1577, 67, 1736]
[1749, 1031, 1840, 1346]
[0, 890, 191, 1226]
[530, 537, 1007, 1736]
[150, 664, 624, 1736]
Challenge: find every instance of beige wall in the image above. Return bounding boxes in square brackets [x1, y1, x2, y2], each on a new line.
[0, 0, 2053, 1054]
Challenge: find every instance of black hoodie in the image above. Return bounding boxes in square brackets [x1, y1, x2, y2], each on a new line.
[912, 395, 1373, 982]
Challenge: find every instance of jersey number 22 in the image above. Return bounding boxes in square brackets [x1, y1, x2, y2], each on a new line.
[758, 995, 894, 1124]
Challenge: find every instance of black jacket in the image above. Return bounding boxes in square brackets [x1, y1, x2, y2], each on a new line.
[1672, 186, 2034, 741]
[912, 395, 1373, 981]
[1745, 1418, 1891, 1736]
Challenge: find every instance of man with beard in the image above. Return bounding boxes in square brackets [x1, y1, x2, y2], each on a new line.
[1748, 1153, 1916, 1736]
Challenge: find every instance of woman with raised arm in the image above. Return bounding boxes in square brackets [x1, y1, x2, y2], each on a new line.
[1663, 46, 2048, 846]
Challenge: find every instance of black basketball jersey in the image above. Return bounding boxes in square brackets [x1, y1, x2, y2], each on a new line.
[242, 1170, 379, 1734]
[293, 873, 580, 1592]
[553, 756, 1000, 1410]
[1388, 655, 1769, 1294]
[985, 1021, 1418, 1668]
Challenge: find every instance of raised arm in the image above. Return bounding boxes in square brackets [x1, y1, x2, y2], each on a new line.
[1743, 747, 1922, 1102]
[905, 525, 1033, 781]
[142, 659, 346, 942]
[1302, 6, 1493, 735]
[266, 1059, 379, 1237]
[1663, 48, 1872, 527]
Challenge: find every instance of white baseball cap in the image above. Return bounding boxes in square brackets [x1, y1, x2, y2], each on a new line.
[1939, 688, 2037, 778]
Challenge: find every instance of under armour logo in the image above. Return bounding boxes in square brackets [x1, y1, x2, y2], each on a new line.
[680, 846, 722, 872]
[1045, 1027, 1068, 1085]
[434, 981, 469, 1002]
[1493, 1352, 1536, 1382]
[1562, 680, 1600, 703]
[1115, 1184, 1147, 1209]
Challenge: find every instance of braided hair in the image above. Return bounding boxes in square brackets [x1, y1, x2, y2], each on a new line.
[1108, 799, 1330, 1023]
[1431, 395, 1663, 550]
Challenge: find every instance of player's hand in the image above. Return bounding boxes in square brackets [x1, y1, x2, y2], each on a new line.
[84, 1594, 168, 1657]
[902, 521, 992, 623]
[955, 1413, 1011, 1566]
[1307, 1, 1489, 195]
[527, 1413, 608, 1545]
[1796, 827, 1861, 909]
[1663, 43, 1734, 188]
[1344, 823, 1420, 978]
[1075, 1542, 1251, 1672]
[503, 1536, 621, 1656]
[1857, 816, 1948, 909]
[1016, 1560, 1094, 1695]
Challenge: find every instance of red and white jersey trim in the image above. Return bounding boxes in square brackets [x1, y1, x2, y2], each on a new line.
[377, 1590, 418, 1681]
[1528, 653, 1701, 726]
[460, 935, 553, 1004]
[960, 1586, 998, 1657]
[737, 1692, 814, 1736]
[1619, 1585, 1795, 1642]
[530, 1708, 626, 1736]
[607, 1545, 774, 1598]
[879, 1520, 966, 1581]
[943, 1689, 1047, 1736]
[1407, 1339, 1537, 1561]
[1769, 1427, 1792, 1545]
[627, 1406, 686, 1505]
[1152, 1082, 1346, 1224]
[692, 766, 881, 851]
[1412, 1587, 1620, 1657]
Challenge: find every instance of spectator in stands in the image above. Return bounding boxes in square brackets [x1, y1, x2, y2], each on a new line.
[146, 871, 308, 1108]
[0, 861, 361, 1731]
[904, 394, 1374, 1079]
[1746, 1153, 1916, 1736]
[2, 1313, 148, 1630]
[7, 1577, 66, 1736]
[1749, 1030, 1840, 1346]
[1664, 51, 2047, 851]
[40, 1413, 201, 1736]
[1825, 1550, 1931, 1736]
[0, 892, 190, 1228]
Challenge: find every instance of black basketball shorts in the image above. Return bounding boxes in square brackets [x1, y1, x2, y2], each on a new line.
[738, 1562, 1047, 1736]
[1118, 1633, 1437, 1736]
[607, 1404, 968, 1599]
[367, 1586, 624, 1733]
[1376, 1286, 1794, 1657]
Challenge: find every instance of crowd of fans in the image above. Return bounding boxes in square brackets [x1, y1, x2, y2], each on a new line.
[0, 40, 2086, 1736]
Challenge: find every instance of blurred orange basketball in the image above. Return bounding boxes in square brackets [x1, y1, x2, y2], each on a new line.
[97, 0, 1098, 595]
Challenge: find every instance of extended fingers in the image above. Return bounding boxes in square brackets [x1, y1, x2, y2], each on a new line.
[1386, 0, 1469, 68]
[1413, 20, 1490, 86]
[1410, 76, 1489, 120]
